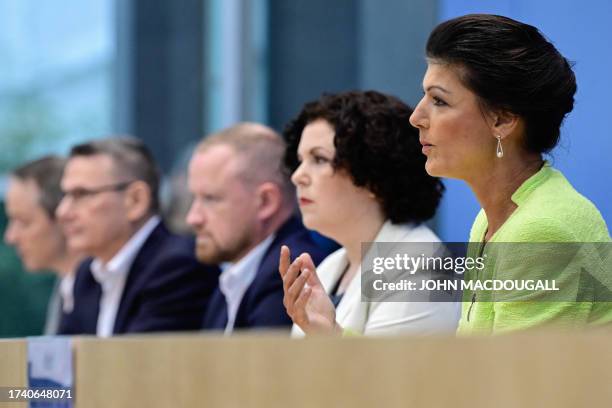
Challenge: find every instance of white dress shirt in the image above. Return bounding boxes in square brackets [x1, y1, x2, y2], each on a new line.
[219, 234, 275, 335]
[58, 273, 75, 314]
[43, 274, 76, 335]
[90, 216, 161, 337]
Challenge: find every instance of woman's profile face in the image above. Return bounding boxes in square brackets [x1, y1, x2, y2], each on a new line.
[291, 119, 379, 239]
[409, 63, 497, 180]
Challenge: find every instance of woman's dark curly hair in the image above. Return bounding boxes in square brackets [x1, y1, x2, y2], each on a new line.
[283, 90, 444, 224]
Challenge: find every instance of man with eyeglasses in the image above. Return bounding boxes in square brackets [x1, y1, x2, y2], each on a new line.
[56, 137, 220, 336]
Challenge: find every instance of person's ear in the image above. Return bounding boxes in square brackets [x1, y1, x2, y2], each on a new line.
[124, 181, 152, 221]
[490, 109, 521, 140]
[255, 182, 282, 221]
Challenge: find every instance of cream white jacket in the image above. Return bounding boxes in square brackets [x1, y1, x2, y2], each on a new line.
[292, 221, 459, 336]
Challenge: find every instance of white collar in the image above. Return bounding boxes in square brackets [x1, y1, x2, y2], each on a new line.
[220, 234, 276, 282]
[219, 233, 275, 334]
[58, 273, 76, 313]
[91, 215, 161, 289]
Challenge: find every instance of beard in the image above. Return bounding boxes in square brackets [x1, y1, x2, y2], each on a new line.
[194, 231, 254, 264]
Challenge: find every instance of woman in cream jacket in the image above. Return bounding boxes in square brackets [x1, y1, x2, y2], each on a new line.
[279, 90, 459, 336]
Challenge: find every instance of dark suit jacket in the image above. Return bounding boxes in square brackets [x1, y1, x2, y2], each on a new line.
[202, 216, 332, 331]
[58, 222, 220, 335]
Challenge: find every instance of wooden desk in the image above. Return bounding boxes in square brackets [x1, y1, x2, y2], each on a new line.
[0, 339, 27, 408]
[72, 331, 612, 408]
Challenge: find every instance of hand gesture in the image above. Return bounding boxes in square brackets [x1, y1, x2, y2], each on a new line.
[279, 245, 342, 335]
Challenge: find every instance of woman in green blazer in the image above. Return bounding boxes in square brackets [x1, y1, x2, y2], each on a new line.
[409, 14, 611, 334]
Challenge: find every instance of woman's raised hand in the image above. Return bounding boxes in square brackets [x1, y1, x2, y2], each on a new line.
[279, 245, 342, 335]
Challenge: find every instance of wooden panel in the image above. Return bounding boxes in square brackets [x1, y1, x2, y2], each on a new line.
[0, 339, 27, 408]
[74, 331, 612, 408]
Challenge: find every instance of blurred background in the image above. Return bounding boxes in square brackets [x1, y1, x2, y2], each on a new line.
[0, 0, 610, 337]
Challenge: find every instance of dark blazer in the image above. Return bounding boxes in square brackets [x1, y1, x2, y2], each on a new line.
[202, 216, 332, 331]
[58, 222, 220, 335]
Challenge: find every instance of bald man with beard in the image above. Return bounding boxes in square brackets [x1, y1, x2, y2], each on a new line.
[186, 123, 330, 334]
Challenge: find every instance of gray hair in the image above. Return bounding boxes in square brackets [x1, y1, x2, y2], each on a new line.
[11, 155, 67, 219]
[69, 137, 161, 213]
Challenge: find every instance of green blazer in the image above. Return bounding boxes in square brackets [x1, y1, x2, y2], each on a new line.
[458, 162, 611, 335]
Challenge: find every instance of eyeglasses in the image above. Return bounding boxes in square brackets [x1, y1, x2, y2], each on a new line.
[62, 181, 135, 203]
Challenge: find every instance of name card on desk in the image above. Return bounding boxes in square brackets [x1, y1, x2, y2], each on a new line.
[27, 337, 74, 408]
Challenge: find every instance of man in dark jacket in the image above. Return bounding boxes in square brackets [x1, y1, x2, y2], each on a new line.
[186, 123, 329, 333]
[57, 137, 219, 336]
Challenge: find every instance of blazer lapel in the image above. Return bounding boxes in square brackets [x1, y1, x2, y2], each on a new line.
[112, 223, 166, 333]
[317, 249, 348, 293]
[334, 221, 421, 328]
[334, 263, 361, 324]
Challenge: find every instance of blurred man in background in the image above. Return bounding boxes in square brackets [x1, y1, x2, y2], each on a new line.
[187, 123, 329, 334]
[56, 137, 219, 336]
[4, 155, 83, 334]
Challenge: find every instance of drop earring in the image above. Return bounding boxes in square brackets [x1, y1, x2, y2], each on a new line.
[496, 135, 504, 158]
